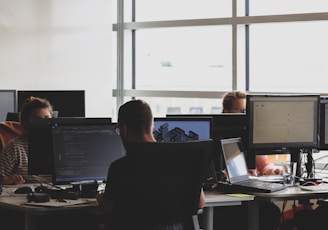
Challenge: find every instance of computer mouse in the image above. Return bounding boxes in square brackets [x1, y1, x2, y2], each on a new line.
[14, 186, 33, 194]
[34, 185, 48, 193]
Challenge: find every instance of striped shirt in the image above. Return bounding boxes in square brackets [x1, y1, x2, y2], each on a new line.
[0, 134, 52, 184]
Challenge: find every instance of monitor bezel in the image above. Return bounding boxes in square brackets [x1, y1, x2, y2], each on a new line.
[320, 96, 328, 150]
[246, 94, 320, 151]
[17, 90, 85, 117]
[51, 122, 124, 185]
[0, 89, 16, 122]
[153, 116, 214, 142]
[28, 117, 112, 176]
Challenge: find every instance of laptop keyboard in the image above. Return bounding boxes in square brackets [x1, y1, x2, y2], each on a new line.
[240, 180, 277, 187]
[237, 179, 286, 192]
[216, 180, 286, 193]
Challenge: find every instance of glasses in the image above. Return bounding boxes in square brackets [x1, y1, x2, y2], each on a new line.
[231, 108, 246, 113]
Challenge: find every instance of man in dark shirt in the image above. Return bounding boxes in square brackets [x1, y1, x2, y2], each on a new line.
[97, 99, 205, 229]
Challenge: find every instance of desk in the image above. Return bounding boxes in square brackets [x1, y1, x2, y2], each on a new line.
[203, 191, 254, 230]
[0, 186, 98, 230]
[204, 186, 328, 230]
[249, 186, 328, 230]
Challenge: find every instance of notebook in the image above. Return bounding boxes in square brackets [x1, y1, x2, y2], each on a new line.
[220, 137, 287, 193]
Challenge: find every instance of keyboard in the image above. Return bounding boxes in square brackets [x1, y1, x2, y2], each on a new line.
[216, 179, 287, 193]
[236, 179, 286, 193]
[253, 175, 283, 183]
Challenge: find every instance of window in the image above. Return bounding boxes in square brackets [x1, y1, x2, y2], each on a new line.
[135, 27, 232, 91]
[248, 0, 328, 16]
[249, 21, 328, 92]
[136, 0, 232, 21]
[113, 0, 328, 173]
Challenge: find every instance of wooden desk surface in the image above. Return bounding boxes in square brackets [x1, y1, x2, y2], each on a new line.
[0, 185, 98, 216]
[205, 191, 254, 207]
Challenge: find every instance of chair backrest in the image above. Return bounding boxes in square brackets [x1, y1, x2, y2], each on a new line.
[6, 112, 19, 122]
[120, 139, 213, 229]
[0, 121, 24, 152]
[6, 111, 59, 122]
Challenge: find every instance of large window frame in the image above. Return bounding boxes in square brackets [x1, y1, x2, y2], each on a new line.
[112, 0, 328, 173]
[113, 0, 328, 111]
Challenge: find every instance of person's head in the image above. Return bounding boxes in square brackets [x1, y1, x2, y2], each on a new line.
[117, 99, 155, 144]
[20, 96, 53, 131]
[222, 91, 246, 113]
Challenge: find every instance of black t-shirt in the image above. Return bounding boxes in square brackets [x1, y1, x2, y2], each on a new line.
[103, 155, 191, 230]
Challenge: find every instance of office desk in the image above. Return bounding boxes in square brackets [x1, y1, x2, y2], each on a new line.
[204, 186, 328, 230]
[248, 186, 328, 230]
[0, 187, 98, 230]
[203, 191, 254, 230]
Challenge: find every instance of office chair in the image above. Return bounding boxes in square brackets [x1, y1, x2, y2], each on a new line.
[5, 112, 19, 122]
[107, 139, 213, 230]
[0, 121, 24, 152]
[5, 111, 58, 122]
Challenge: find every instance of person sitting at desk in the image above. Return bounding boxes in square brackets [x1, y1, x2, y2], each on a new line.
[96, 99, 205, 230]
[0, 96, 53, 185]
[221, 91, 282, 176]
[213, 91, 282, 230]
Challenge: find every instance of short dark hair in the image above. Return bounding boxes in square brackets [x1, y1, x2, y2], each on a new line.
[118, 99, 153, 135]
[222, 91, 246, 112]
[20, 96, 53, 131]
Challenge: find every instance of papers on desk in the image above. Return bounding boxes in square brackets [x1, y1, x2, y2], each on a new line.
[299, 183, 328, 191]
[226, 194, 254, 198]
[22, 199, 96, 208]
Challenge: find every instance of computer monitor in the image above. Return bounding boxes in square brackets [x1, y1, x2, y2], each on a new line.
[28, 117, 112, 176]
[153, 117, 213, 142]
[166, 114, 250, 175]
[0, 90, 16, 122]
[246, 94, 320, 177]
[153, 116, 215, 188]
[51, 123, 124, 185]
[17, 90, 85, 117]
[247, 94, 320, 151]
[320, 96, 328, 150]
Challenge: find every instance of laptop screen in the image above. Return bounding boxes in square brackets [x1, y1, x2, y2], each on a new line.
[220, 137, 249, 183]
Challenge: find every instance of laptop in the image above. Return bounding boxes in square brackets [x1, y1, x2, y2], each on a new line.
[220, 137, 287, 193]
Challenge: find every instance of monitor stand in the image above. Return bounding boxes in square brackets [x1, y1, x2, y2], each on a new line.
[290, 149, 303, 180]
[305, 150, 315, 179]
[290, 148, 324, 186]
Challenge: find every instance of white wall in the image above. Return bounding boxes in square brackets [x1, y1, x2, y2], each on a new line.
[0, 0, 114, 117]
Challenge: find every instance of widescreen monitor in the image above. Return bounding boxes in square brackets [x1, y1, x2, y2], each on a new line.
[167, 114, 250, 179]
[153, 117, 213, 142]
[0, 90, 16, 122]
[166, 114, 246, 139]
[51, 123, 124, 185]
[320, 96, 328, 150]
[153, 116, 215, 187]
[246, 94, 320, 151]
[246, 94, 320, 177]
[17, 90, 85, 117]
[28, 117, 112, 176]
